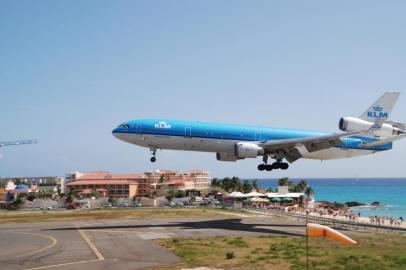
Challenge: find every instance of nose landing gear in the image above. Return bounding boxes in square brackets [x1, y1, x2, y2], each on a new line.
[150, 148, 157, 162]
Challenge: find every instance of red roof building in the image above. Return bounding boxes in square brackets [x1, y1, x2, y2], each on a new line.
[65, 169, 211, 198]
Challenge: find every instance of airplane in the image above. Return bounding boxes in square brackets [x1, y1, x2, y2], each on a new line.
[112, 92, 405, 171]
[0, 139, 38, 148]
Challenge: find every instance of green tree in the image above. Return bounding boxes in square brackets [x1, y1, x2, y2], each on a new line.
[252, 179, 259, 191]
[294, 180, 308, 192]
[231, 177, 241, 191]
[241, 180, 252, 193]
[304, 186, 315, 198]
[159, 175, 167, 184]
[211, 178, 219, 188]
[166, 190, 175, 201]
[91, 188, 100, 199]
[65, 191, 74, 204]
[175, 190, 186, 198]
[278, 177, 295, 192]
[13, 197, 24, 208]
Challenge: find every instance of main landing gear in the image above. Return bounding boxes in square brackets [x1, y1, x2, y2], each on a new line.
[257, 156, 289, 171]
[150, 148, 157, 162]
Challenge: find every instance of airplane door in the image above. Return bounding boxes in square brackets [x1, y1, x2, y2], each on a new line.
[185, 127, 192, 138]
[255, 131, 261, 141]
[135, 124, 142, 134]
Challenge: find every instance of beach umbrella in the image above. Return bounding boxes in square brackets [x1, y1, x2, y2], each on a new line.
[282, 197, 293, 202]
[226, 191, 238, 197]
[251, 197, 270, 203]
[233, 192, 247, 198]
[271, 197, 282, 202]
[246, 191, 266, 197]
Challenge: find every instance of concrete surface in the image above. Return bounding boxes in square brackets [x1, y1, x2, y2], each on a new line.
[0, 214, 313, 270]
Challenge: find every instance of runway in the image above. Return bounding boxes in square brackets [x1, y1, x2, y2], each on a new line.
[0, 215, 311, 270]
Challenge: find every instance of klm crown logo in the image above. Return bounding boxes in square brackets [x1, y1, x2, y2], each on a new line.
[373, 105, 383, 112]
[368, 104, 388, 118]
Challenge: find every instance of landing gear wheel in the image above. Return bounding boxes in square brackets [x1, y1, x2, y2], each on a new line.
[280, 163, 289, 170]
[271, 162, 281, 169]
[265, 165, 273, 171]
[150, 148, 157, 163]
[258, 164, 266, 171]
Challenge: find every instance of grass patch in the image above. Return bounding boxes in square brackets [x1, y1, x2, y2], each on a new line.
[154, 233, 406, 270]
[0, 207, 242, 224]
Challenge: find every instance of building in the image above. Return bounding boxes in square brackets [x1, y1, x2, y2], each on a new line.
[56, 177, 65, 194]
[145, 169, 211, 192]
[188, 169, 211, 190]
[65, 172, 146, 198]
[4, 181, 30, 201]
[65, 169, 211, 198]
[0, 176, 64, 195]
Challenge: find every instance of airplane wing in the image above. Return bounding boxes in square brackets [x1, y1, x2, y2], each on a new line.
[260, 131, 360, 163]
[0, 140, 38, 147]
[361, 134, 406, 147]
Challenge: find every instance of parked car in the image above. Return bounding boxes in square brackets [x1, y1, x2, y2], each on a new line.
[118, 202, 129, 207]
[169, 201, 176, 207]
[101, 203, 112, 208]
[134, 202, 142, 207]
[175, 201, 184, 207]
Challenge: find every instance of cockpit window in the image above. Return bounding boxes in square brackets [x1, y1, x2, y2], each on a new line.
[120, 124, 130, 129]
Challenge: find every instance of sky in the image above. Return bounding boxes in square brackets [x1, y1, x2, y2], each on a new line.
[1, 1, 405, 178]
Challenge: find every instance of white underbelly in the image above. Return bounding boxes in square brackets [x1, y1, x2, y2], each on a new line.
[301, 148, 374, 160]
[116, 133, 238, 153]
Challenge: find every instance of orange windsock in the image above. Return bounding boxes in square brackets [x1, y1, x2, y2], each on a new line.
[307, 223, 357, 245]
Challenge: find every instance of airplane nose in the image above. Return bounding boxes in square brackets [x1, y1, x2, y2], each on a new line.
[112, 128, 120, 138]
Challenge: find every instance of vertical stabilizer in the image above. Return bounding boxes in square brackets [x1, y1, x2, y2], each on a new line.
[359, 91, 400, 122]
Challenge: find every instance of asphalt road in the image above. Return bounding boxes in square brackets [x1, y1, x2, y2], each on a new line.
[0, 213, 313, 270]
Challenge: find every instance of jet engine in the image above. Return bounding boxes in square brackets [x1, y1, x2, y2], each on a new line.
[216, 152, 238, 162]
[234, 142, 264, 158]
[339, 117, 404, 137]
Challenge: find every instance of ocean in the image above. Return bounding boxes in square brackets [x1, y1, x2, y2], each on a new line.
[255, 178, 406, 218]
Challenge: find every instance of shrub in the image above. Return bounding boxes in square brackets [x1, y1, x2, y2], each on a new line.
[226, 251, 235, 259]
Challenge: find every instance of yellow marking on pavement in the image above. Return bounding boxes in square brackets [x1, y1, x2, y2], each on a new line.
[24, 259, 100, 270]
[78, 230, 104, 260]
[0, 232, 58, 260]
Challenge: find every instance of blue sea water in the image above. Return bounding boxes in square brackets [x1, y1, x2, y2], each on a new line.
[256, 178, 406, 218]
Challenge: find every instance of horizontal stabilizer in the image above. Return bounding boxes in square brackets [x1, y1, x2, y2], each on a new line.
[362, 134, 406, 147]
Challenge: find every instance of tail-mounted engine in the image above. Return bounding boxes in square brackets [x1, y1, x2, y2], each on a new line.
[339, 117, 404, 137]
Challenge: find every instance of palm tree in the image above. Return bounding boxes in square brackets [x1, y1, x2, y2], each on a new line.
[252, 179, 259, 191]
[278, 177, 295, 192]
[295, 180, 308, 192]
[304, 186, 314, 198]
[278, 177, 290, 186]
[211, 178, 219, 188]
[241, 180, 252, 193]
[304, 186, 315, 208]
